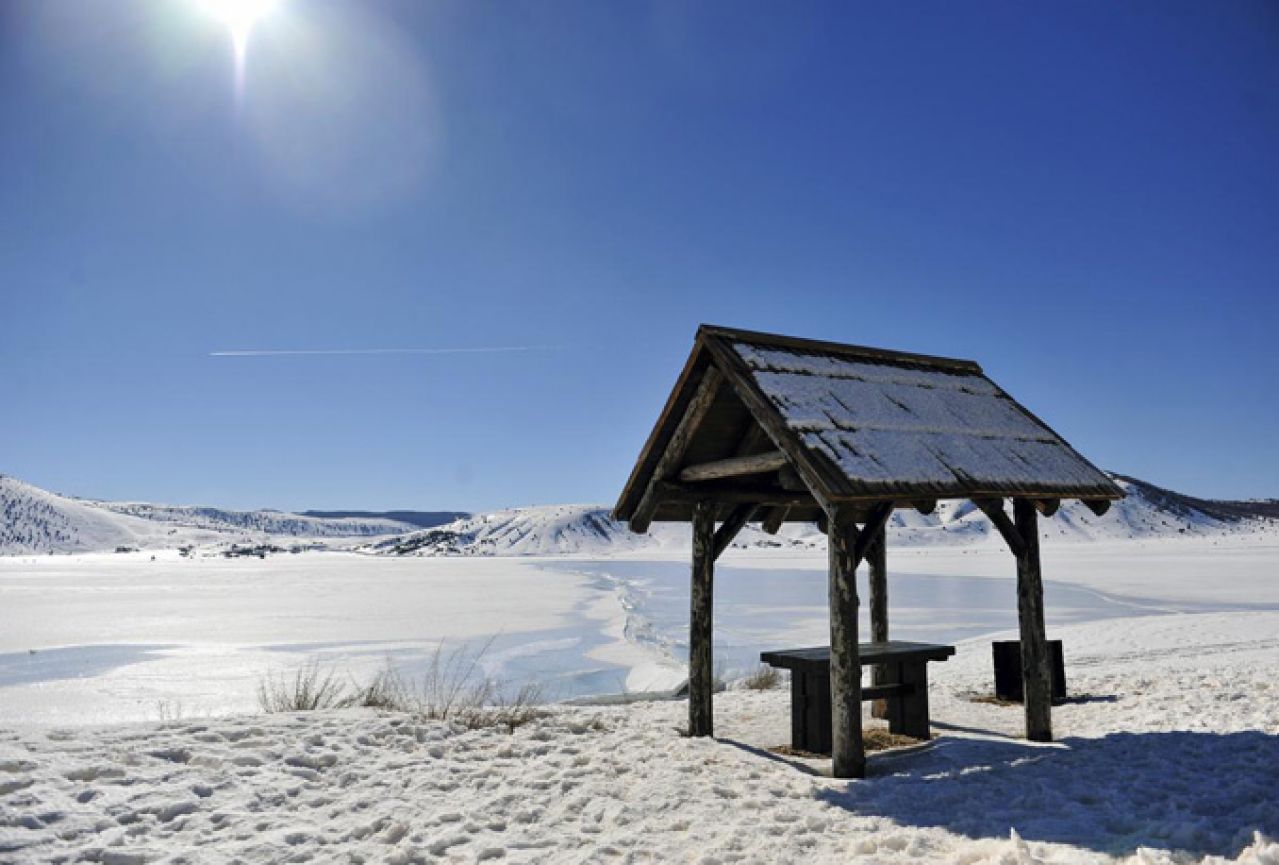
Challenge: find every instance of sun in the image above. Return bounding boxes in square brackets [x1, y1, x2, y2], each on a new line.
[200, 0, 280, 82]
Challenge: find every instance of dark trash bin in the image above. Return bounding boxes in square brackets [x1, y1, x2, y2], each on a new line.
[992, 640, 1067, 704]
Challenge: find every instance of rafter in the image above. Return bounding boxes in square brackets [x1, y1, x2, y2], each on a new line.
[628, 368, 722, 533]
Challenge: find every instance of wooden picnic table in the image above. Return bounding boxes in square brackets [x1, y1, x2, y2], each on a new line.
[760, 641, 955, 754]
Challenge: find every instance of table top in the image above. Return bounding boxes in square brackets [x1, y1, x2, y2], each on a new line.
[761, 641, 956, 670]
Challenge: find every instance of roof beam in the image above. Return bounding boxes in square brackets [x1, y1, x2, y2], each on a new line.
[1082, 499, 1112, 517]
[1033, 499, 1060, 517]
[759, 506, 789, 535]
[679, 450, 788, 483]
[974, 498, 1027, 559]
[653, 480, 815, 507]
[628, 367, 723, 534]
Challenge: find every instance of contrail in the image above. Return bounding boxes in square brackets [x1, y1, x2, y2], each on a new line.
[209, 346, 560, 358]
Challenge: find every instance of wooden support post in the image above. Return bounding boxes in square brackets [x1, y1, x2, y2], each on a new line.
[689, 501, 716, 737]
[1013, 499, 1053, 742]
[827, 507, 865, 779]
[867, 525, 890, 719]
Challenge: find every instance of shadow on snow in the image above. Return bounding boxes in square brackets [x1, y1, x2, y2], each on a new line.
[821, 730, 1279, 859]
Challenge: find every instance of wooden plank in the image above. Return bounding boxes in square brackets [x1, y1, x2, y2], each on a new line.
[760, 506, 789, 535]
[861, 682, 912, 701]
[804, 669, 832, 754]
[867, 525, 889, 720]
[1082, 498, 1112, 517]
[689, 502, 716, 737]
[974, 498, 1027, 559]
[696, 324, 984, 375]
[652, 480, 815, 507]
[895, 661, 932, 739]
[629, 368, 723, 534]
[712, 504, 757, 560]
[827, 507, 865, 779]
[730, 423, 770, 457]
[1033, 499, 1061, 517]
[852, 502, 894, 563]
[790, 672, 807, 752]
[777, 466, 808, 492]
[679, 450, 789, 483]
[760, 641, 955, 668]
[1013, 499, 1053, 742]
[699, 334, 844, 508]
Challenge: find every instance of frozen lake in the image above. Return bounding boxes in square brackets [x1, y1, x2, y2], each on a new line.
[541, 549, 1274, 684]
[2, 539, 1277, 725]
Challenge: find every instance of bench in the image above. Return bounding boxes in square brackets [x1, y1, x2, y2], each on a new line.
[760, 641, 955, 754]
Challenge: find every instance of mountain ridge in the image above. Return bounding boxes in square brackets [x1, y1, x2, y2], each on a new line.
[363, 475, 1279, 558]
[0, 475, 419, 555]
[3, 473, 1274, 557]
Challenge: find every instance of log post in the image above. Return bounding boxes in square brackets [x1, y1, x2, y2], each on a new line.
[867, 525, 890, 719]
[689, 501, 716, 737]
[1013, 498, 1053, 742]
[827, 507, 865, 779]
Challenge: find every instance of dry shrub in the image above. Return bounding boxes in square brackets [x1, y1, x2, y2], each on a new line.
[348, 665, 414, 711]
[740, 665, 783, 691]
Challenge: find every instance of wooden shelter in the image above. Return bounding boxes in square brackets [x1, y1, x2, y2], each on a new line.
[613, 325, 1123, 778]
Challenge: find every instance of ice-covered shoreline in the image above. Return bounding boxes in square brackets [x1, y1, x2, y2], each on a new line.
[4, 611, 1278, 864]
[4, 537, 1279, 727]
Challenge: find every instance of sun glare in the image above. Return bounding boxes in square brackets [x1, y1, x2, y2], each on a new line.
[201, 0, 280, 90]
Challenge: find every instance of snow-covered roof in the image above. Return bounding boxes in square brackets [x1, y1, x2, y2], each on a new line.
[614, 325, 1122, 525]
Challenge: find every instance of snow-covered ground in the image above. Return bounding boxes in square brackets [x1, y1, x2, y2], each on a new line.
[3, 610, 1278, 864]
[2, 532, 1278, 862]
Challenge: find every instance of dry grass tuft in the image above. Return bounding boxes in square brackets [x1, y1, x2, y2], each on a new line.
[257, 660, 352, 712]
[256, 640, 547, 731]
[769, 727, 923, 759]
[740, 665, 783, 691]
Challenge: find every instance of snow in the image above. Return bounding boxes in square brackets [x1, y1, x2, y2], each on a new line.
[731, 341, 1117, 494]
[0, 476, 415, 555]
[364, 478, 1272, 560]
[5, 472, 1271, 559]
[3, 479, 1279, 862]
[3, 611, 1278, 864]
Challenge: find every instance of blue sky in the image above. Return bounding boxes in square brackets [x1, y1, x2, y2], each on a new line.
[2, 1, 1276, 511]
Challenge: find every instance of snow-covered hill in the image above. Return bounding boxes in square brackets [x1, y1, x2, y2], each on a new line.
[5, 472, 1274, 558]
[367, 475, 1278, 558]
[0, 476, 417, 555]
